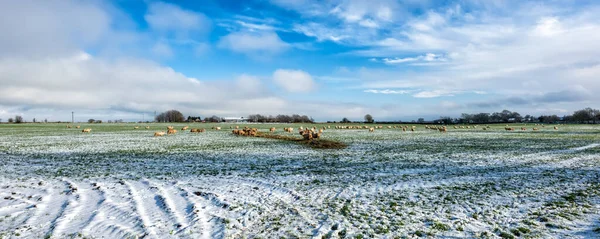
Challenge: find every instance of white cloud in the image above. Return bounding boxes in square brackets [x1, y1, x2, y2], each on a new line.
[0, 52, 295, 120]
[363, 89, 409, 94]
[0, 0, 112, 58]
[218, 31, 289, 55]
[272, 69, 316, 93]
[532, 17, 563, 37]
[144, 1, 211, 35]
[379, 53, 446, 65]
[412, 90, 457, 98]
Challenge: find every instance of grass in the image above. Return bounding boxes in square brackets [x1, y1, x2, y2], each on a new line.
[0, 123, 599, 238]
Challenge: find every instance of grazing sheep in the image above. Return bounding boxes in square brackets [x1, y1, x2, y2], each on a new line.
[369, 127, 374, 132]
[505, 127, 514, 131]
[76, 126, 81, 129]
[82, 128, 92, 133]
[190, 128, 205, 133]
[154, 131, 166, 137]
[521, 127, 527, 131]
[235, 126, 239, 129]
[439, 126, 447, 133]
[182, 126, 189, 130]
[145, 126, 150, 129]
[167, 129, 177, 135]
[299, 128, 321, 140]
[215, 127, 221, 131]
[554, 126, 558, 130]
[133, 126, 139, 129]
[533, 128, 539, 131]
[270, 127, 276, 132]
[319, 129, 324, 133]
[167, 126, 174, 130]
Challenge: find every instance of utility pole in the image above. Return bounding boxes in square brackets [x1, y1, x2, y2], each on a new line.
[71, 112, 74, 123]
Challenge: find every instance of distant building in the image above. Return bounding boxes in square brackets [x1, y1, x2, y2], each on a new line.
[223, 117, 247, 123]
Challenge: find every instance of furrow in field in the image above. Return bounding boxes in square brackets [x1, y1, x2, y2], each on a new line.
[144, 180, 197, 237]
[124, 180, 166, 238]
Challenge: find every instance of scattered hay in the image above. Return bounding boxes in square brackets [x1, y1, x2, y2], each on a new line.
[254, 132, 347, 149]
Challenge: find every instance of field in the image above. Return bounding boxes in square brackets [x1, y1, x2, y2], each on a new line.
[1, 123, 599, 238]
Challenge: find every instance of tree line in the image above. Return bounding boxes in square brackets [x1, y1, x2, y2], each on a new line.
[436, 107, 600, 124]
[2, 107, 598, 124]
[246, 114, 314, 123]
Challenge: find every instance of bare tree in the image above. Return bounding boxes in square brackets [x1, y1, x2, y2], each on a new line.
[15, 115, 23, 123]
[155, 110, 185, 122]
[364, 114, 374, 123]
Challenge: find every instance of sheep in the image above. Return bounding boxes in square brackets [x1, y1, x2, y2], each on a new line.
[533, 128, 539, 131]
[215, 127, 221, 131]
[319, 129, 324, 133]
[82, 128, 92, 133]
[145, 126, 150, 129]
[66, 125, 71, 128]
[554, 126, 558, 130]
[182, 126, 189, 130]
[439, 126, 447, 133]
[167, 129, 177, 135]
[505, 127, 514, 131]
[133, 126, 139, 129]
[190, 128, 205, 133]
[369, 127, 374, 132]
[167, 126, 174, 130]
[521, 127, 527, 131]
[235, 126, 239, 129]
[299, 129, 321, 140]
[76, 126, 81, 129]
[270, 127, 276, 132]
[154, 131, 166, 137]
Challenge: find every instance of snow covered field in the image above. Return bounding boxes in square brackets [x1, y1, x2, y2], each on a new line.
[1, 123, 599, 238]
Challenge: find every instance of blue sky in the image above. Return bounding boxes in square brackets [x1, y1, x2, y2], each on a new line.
[0, 0, 599, 122]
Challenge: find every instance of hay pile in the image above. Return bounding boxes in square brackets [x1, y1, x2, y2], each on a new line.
[255, 132, 347, 149]
[233, 128, 347, 149]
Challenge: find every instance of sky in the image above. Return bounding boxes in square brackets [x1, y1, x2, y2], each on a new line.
[0, 0, 599, 122]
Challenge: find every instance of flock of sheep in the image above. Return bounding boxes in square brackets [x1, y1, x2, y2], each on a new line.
[65, 123, 560, 137]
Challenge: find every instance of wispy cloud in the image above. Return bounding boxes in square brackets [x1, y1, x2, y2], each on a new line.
[218, 31, 289, 56]
[377, 53, 447, 65]
[364, 89, 410, 94]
